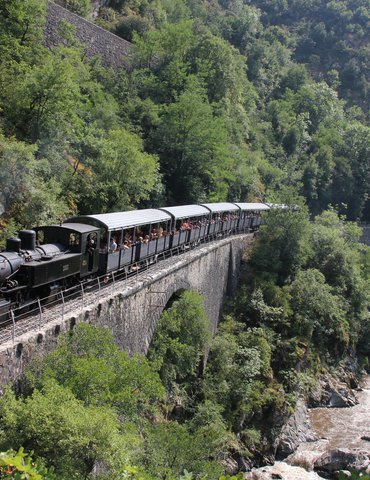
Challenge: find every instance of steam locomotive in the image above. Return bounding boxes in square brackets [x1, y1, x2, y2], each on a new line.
[0, 202, 271, 318]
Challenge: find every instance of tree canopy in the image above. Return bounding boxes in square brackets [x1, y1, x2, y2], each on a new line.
[1, 0, 369, 235]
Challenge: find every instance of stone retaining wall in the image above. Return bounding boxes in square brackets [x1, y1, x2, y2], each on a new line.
[45, 2, 133, 69]
[360, 224, 370, 246]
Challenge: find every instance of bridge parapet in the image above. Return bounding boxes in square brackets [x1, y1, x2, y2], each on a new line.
[0, 234, 254, 387]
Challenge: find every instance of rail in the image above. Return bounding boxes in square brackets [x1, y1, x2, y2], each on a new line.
[0, 227, 253, 345]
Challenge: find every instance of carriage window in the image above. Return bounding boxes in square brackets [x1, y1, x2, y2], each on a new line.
[88, 233, 97, 244]
[113, 230, 122, 245]
[36, 230, 44, 245]
[86, 233, 97, 252]
[69, 233, 80, 247]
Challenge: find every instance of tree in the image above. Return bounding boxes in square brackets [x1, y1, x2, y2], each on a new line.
[140, 421, 224, 479]
[289, 268, 349, 352]
[26, 323, 165, 419]
[293, 82, 345, 134]
[250, 196, 312, 284]
[189, 32, 249, 105]
[0, 132, 72, 228]
[245, 35, 292, 99]
[1, 46, 89, 141]
[133, 20, 196, 103]
[150, 84, 236, 204]
[148, 290, 211, 389]
[339, 122, 370, 220]
[0, 0, 46, 64]
[63, 0, 91, 16]
[0, 132, 37, 216]
[308, 210, 369, 347]
[203, 320, 282, 439]
[0, 381, 132, 479]
[72, 127, 160, 213]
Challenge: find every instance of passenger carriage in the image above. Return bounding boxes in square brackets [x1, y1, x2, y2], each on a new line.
[233, 203, 270, 231]
[65, 209, 172, 274]
[200, 203, 240, 234]
[159, 205, 211, 248]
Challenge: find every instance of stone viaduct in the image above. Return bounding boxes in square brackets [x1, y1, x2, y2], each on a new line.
[0, 234, 254, 387]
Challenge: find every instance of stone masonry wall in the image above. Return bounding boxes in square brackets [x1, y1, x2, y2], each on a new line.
[0, 235, 254, 387]
[45, 2, 133, 69]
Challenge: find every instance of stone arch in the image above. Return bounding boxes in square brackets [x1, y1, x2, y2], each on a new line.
[163, 288, 188, 310]
[144, 280, 192, 353]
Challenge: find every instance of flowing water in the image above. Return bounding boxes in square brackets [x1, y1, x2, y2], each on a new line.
[248, 377, 370, 479]
[309, 376, 370, 451]
[286, 375, 370, 475]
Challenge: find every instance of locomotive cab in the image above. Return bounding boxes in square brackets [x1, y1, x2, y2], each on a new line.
[35, 224, 101, 277]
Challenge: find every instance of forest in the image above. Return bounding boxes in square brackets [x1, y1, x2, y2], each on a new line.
[0, 0, 369, 478]
[0, 0, 369, 243]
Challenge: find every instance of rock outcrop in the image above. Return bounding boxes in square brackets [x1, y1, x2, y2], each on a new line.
[275, 400, 317, 459]
[309, 373, 359, 408]
[313, 448, 370, 474]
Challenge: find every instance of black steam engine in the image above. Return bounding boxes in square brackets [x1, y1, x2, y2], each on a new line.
[0, 224, 100, 318]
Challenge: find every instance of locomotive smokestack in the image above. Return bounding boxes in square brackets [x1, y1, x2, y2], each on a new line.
[6, 237, 21, 252]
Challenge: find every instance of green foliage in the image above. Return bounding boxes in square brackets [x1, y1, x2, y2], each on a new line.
[250, 199, 312, 284]
[148, 289, 211, 388]
[140, 421, 224, 479]
[1, 0, 369, 222]
[308, 210, 370, 349]
[64, 0, 91, 16]
[0, 448, 56, 479]
[249, 206, 369, 355]
[203, 320, 281, 433]
[1, 47, 85, 141]
[26, 323, 165, 419]
[71, 127, 160, 213]
[289, 268, 349, 351]
[338, 472, 370, 480]
[0, 381, 131, 479]
[0, 0, 46, 63]
[0, 132, 72, 227]
[150, 84, 236, 203]
[252, 0, 370, 111]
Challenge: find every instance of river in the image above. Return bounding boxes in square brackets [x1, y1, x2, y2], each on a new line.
[309, 376, 370, 451]
[246, 376, 370, 479]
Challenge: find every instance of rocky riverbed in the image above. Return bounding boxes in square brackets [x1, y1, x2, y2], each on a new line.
[246, 375, 370, 479]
